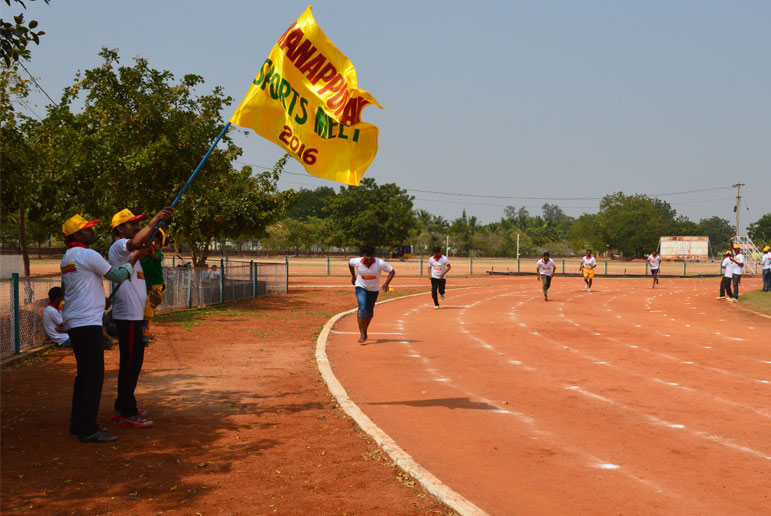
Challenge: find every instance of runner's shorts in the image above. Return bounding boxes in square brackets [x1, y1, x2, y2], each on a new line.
[583, 268, 595, 279]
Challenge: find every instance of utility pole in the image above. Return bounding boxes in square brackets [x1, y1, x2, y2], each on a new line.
[733, 183, 745, 236]
[445, 234, 449, 257]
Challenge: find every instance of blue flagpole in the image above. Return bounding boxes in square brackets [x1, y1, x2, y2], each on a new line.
[151, 121, 231, 239]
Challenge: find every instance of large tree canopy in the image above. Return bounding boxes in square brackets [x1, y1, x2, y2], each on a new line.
[323, 178, 415, 249]
[0, 0, 49, 66]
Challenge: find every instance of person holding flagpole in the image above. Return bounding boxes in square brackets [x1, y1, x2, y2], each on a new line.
[109, 207, 174, 429]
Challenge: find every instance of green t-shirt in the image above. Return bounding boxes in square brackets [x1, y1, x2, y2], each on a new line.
[140, 250, 165, 286]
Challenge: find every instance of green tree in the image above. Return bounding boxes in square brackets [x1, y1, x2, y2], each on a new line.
[285, 186, 336, 221]
[40, 49, 292, 265]
[595, 192, 681, 256]
[747, 213, 771, 246]
[697, 216, 734, 251]
[569, 213, 604, 253]
[323, 177, 415, 249]
[0, 0, 49, 66]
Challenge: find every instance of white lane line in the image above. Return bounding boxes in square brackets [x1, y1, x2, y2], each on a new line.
[331, 331, 404, 335]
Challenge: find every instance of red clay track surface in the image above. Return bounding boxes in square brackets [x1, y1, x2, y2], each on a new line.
[326, 276, 770, 516]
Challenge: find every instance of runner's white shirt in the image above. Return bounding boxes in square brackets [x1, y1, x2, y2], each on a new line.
[349, 257, 393, 291]
[43, 304, 70, 345]
[109, 239, 147, 320]
[648, 255, 661, 270]
[537, 258, 556, 276]
[61, 245, 112, 330]
[428, 255, 450, 279]
[732, 253, 744, 276]
[581, 256, 596, 269]
[722, 257, 733, 278]
[764, 252, 771, 270]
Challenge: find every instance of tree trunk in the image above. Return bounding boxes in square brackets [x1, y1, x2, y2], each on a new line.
[19, 208, 30, 277]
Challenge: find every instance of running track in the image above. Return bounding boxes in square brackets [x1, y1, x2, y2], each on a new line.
[325, 277, 770, 516]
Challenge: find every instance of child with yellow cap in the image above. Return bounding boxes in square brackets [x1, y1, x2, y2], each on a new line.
[762, 245, 771, 292]
[140, 229, 167, 343]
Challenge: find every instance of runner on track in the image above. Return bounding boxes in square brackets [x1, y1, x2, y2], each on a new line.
[647, 250, 661, 288]
[536, 252, 557, 301]
[427, 246, 451, 309]
[579, 249, 597, 292]
[349, 246, 395, 343]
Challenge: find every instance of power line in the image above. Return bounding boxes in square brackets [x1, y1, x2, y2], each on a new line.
[235, 160, 733, 202]
[18, 62, 58, 107]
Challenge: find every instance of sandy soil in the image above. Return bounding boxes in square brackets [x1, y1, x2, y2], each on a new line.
[1, 288, 459, 515]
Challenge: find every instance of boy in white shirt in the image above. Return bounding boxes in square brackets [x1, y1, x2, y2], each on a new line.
[109, 207, 174, 429]
[43, 287, 71, 347]
[647, 251, 662, 288]
[536, 252, 557, 301]
[348, 245, 395, 343]
[427, 246, 451, 309]
[717, 250, 734, 300]
[762, 245, 771, 292]
[579, 250, 597, 292]
[728, 245, 744, 301]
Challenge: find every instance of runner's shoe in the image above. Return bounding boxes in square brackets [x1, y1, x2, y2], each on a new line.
[716, 296, 725, 300]
[440, 294, 445, 301]
[434, 305, 439, 309]
[119, 415, 154, 428]
[112, 408, 148, 421]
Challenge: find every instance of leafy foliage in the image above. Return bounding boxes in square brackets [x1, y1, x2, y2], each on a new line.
[748, 213, 771, 246]
[0, 0, 49, 66]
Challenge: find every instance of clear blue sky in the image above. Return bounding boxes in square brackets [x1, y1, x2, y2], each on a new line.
[16, 0, 771, 232]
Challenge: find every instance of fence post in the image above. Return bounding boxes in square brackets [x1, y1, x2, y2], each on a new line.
[683, 261, 687, 277]
[188, 268, 193, 308]
[253, 262, 259, 297]
[470, 257, 473, 275]
[604, 261, 608, 276]
[562, 259, 565, 275]
[419, 256, 423, 276]
[517, 257, 520, 273]
[172, 256, 176, 267]
[284, 256, 289, 293]
[326, 256, 330, 276]
[645, 261, 648, 276]
[12, 273, 20, 354]
[250, 260, 255, 297]
[220, 259, 225, 303]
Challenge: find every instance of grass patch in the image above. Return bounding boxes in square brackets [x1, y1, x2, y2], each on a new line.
[155, 305, 259, 329]
[739, 289, 771, 315]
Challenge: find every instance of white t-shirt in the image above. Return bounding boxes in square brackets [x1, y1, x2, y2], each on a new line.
[648, 255, 661, 270]
[428, 255, 450, 279]
[581, 256, 597, 269]
[763, 252, 771, 270]
[61, 245, 112, 330]
[537, 258, 556, 276]
[349, 257, 393, 291]
[109, 239, 147, 320]
[43, 304, 70, 345]
[731, 253, 744, 276]
[722, 257, 733, 278]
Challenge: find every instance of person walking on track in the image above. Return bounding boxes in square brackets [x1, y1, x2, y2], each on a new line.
[427, 246, 451, 309]
[717, 250, 734, 300]
[728, 244, 744, 301]
[763, 245, 771, 292]
[580, 249, 597, 292]
[647, 251, 661, 288]
[60, 214, 140, 443]
[109, 207, 174, 429]
[536, 252, 557, 301]
[349, 246, 395, 343]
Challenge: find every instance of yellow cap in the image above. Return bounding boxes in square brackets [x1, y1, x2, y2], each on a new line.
[62, 214, 99, 237]
[156, 228, 167, 246]
[111, 209, 146, 228]
[725, 250, 733, 255]
[733, 244, 740, 249]
[764, 246, 770, 252]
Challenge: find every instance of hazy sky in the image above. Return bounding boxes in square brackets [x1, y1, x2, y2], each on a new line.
[16, 1, 770, 232]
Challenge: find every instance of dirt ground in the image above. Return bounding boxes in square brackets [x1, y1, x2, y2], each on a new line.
[1, 286, 460, 516]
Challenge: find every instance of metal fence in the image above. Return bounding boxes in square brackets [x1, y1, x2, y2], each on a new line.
[1, 260, 287, 360]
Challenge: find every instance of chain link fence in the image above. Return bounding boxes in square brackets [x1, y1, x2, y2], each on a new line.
[1, 261, 287, 360]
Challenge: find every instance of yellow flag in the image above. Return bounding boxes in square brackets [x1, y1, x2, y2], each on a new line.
[230, 6, 383, 186]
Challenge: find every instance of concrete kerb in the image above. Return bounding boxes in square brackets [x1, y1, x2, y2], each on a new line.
[315, 288, 490, 516]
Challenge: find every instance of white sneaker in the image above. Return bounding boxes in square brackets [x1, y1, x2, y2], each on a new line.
[716, 296, 725, 300]
[440, 294, 444, 301]
[587, 288, 591, 292]
[433, 305, 439, 309]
